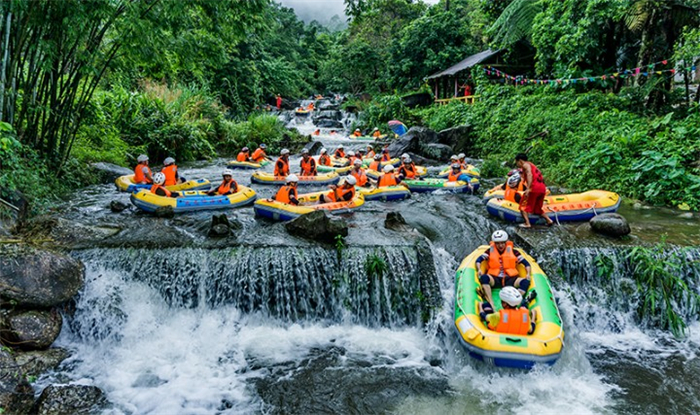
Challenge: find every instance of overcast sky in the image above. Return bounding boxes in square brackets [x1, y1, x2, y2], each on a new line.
[277, 0, 440, 23]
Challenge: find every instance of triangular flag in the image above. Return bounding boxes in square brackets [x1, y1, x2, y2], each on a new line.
[662, 60, 668, 65]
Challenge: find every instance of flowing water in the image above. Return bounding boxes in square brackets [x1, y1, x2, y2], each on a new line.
[34, 117, 700, 414]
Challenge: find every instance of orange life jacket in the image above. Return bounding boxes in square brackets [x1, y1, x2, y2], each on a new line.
[252, 148, 267, 162]
[347, 156, 360, 166]
[313, 130, 320, 136]
[381, 153, 391, 162]
[150, 184, 171, 197]
[300, 157, 317, 176]
[162, 165, 178, 186]
[487, 241, 519, 278]
[493, 308, 531, 335]
[401, 163, 416, 179]
[237, 152, 249, 162]
[307, 103, 314, 110]
[351, 168, 368, 186]
[378, 173, 397, 187]
[326, 185, 355, 202]
[217, 179, 237, 195]
[366, 150, 375, 158]
[334, 149, 345, 158]
[134, 163, 152, 184]
[447, 170, 462, 182]
[353, 131, 362, 137]
[504, 182, 524, 203]
[319, 154, 331, 166]
[274, 157, 289, 177]
[372, 131, 381, 138]
[369, 161, 381, 171]
[275, 185, 297, 204]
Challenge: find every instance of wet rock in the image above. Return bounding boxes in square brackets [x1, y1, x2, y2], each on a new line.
[314, 119, 344, 129]
[401, 92, 433, 108]
[0, 349, 34, 415]
[109, 200, 129, 213]
[384, 212, 408, 231]
[0, 246, 84, 307]
[590, 213, 631, 237]
[209, 224, 230, 237]
[89, 162, 132, 183]
[154, 206, 174, 219]
[32, 385, 108, 415]
[438, 125, 474, 153]
[285, 210, 348, 244]
[0, 188, 29, 234]
[1, 309, 63, 350]
[20, 217, 122, 249]
[678, 212, 694, 219]
[313, 110, 342, 121]
[306, 141, 324, 155]
[14, 348, 70, 377]
[386, 127, 439, 158]
[317, 100, 339, 111]
[281, 99, 299, 111]
[421, 143, 453, 160]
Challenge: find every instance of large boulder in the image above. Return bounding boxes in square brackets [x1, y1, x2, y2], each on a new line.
[0, 246, 84, 307]
[305, 141, 324, 155]
[317, 100, 339, 111]
[19, 217, 121, 249]
[401, 92, 433, 108]
[285, 210, 348, 244]
[32, 385, 108, 415]
[438, 125, 474, 153]
[89, 162, 132, 183]
[0, 349, 34, 415]
[590, 213, 631, 237]
[14, 348, 70, 377]
[0, 188, 29, 235]
[384, 212, 410, 232]
[109, 200, 129, 213]
[1, 309, 63, 350]
[385, 127, 440, 158]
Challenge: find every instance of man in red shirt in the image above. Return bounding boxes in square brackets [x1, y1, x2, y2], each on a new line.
[515, 153, 554, 228]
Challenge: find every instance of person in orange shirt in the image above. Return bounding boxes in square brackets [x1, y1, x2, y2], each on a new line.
[299, 149, 317, 176]
[134, 154, 153, 184]
[251, 144, 269, 163]
[372, 127, 381, 138]
[352, 128, 362, 137]
[368, 154, 382, 172]
[319, 176, 357, 203]
[307, 102, 314, 111]
[380, 148, 391, 162]
[207, 170, 238, 196]
[161, 157, 185, 186]
[318, 148, 331, 166]
[237, 147, 252, 162]
[346, 151, 360, 166]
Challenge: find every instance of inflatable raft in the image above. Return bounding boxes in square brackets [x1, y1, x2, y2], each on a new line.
[295, 108, 311, 116]
[356, 185, 411, 202]
[130, 186, 257, 213]
[350, 134, 387, 141]
[483, 185, 551, 202]
[402, 177, 480, 193]
[365, 166, 427, 180]
[115, 175, 211, 193]
[253, 191, 365, 221]
[454, 245, 564, 369]
[437, 164, 481, 179]
[486, 190, 621, 223]
[362, 157, 401, 168]
[227, 160, 270, 169]
[250, 171, 340, 186]
[330, 156, 349, 167]
[317, 164, 353, 175]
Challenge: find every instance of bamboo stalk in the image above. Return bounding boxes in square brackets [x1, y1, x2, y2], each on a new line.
[0, 11, 12, 121]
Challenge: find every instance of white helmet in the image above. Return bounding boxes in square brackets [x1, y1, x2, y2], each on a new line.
[374, 154, 382, 160]
[152, 172, 165, 185]
[383, 164, 394, 173]
[353, 159, 362, 166]
[450, 155, 458, 161]
[222, 169, 234, 177]
[281, 148, 290, 155]
[401, 153, 409, 159]
[345, 175, 357, 185]
[163, 157, 175, 165]
[137, 154, 149, 163]
[320, 148, 327, 154]
[458, 153, 466, 159]
[366, 145, 373, 149]
[507, 174, 521, 188]
[404, 157, 412, 163]
[373, 127, 379, 131]
[500, 286, 522, 308]
[492, 230, 509, 243]
[354, 128, 360, 132]
[242, 147, 249, 152]
[338, 144, 344, 149]
[451, 163, 461, 169]
[286, 174, 299, 183]
[301, 148, 309, 154]
[347, 151, 355, 157]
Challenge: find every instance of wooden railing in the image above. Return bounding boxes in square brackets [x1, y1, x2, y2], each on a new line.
[434, 95, 478, 105]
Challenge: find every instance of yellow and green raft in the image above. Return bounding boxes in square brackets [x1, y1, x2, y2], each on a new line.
[454, 245, 564, 369]
[253, 190, 365, 221]
[437, 164, 481, 179]
[250, 171, 340, 186]
[227, 159, 270, 169]
[356, 185, 410, 201]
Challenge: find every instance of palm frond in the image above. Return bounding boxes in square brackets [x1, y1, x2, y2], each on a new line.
[489, 0, 543, 46]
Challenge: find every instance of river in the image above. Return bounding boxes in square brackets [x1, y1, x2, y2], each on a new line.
[33, 117, 700, 414]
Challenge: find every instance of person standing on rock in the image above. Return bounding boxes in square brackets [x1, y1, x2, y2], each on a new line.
[276, 94, 282, 110]
[515, 153, 554, 228]
[274, 149, 291, 177]
[299, 149, 317, 176]
[134, 154, 153, 184]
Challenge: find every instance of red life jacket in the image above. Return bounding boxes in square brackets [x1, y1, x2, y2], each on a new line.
[378, 173, 397, 188]
[150, 184, 171, 197]
[237, 152, 249, 162]
[274, 157, 289, 177]
[275, 185, 297, 204]
[400, 163, 416, 179]
[494, 308, 531, 335]
[162, 165, 178, 186]
[134, 163, 152, 184]
[487, 241, 519, 278]
[252, 148, 267, 162]
[300, 157, 317, 176]
[447, 170, 462, 182]
[351, 168, 368, 186]
[217, 179, 237, 195]
[319, 154, 331, 166]
[334, 149, 345, 158]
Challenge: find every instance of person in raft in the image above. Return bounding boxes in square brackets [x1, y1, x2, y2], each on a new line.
[479, 286, 536, 335]
[275, 174, 299, 205]
[515, 153, 554, 228]
[380, 147, 391, 162]
[274, 149, 291, 177]
[368, 153, 383, 172]
[398, 154, 417, 179]
[150, 172, 180, 198]
[352, 128, 362, 137]
[378, 164, 402, 187]
[448, 154, 459, 167]
[319, 175, 356, 203]
[312, 129, 321, 136]
[207, 170, 238, 196]
[237, 147, 252, 162]
[318, 148, 332, 166]
[252, 143, 269, 162]
[161, 157, 185, 186]
[365, 145, 375, 158]
[299, 148, 317, 176]
[349, 159, 369, 187]
[372, 127, 381, 138]
[476, 230, 532, 310]
[334, 144, 345, 159]
[134, 154, 153, 184]
[446, 163, 473, 192]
